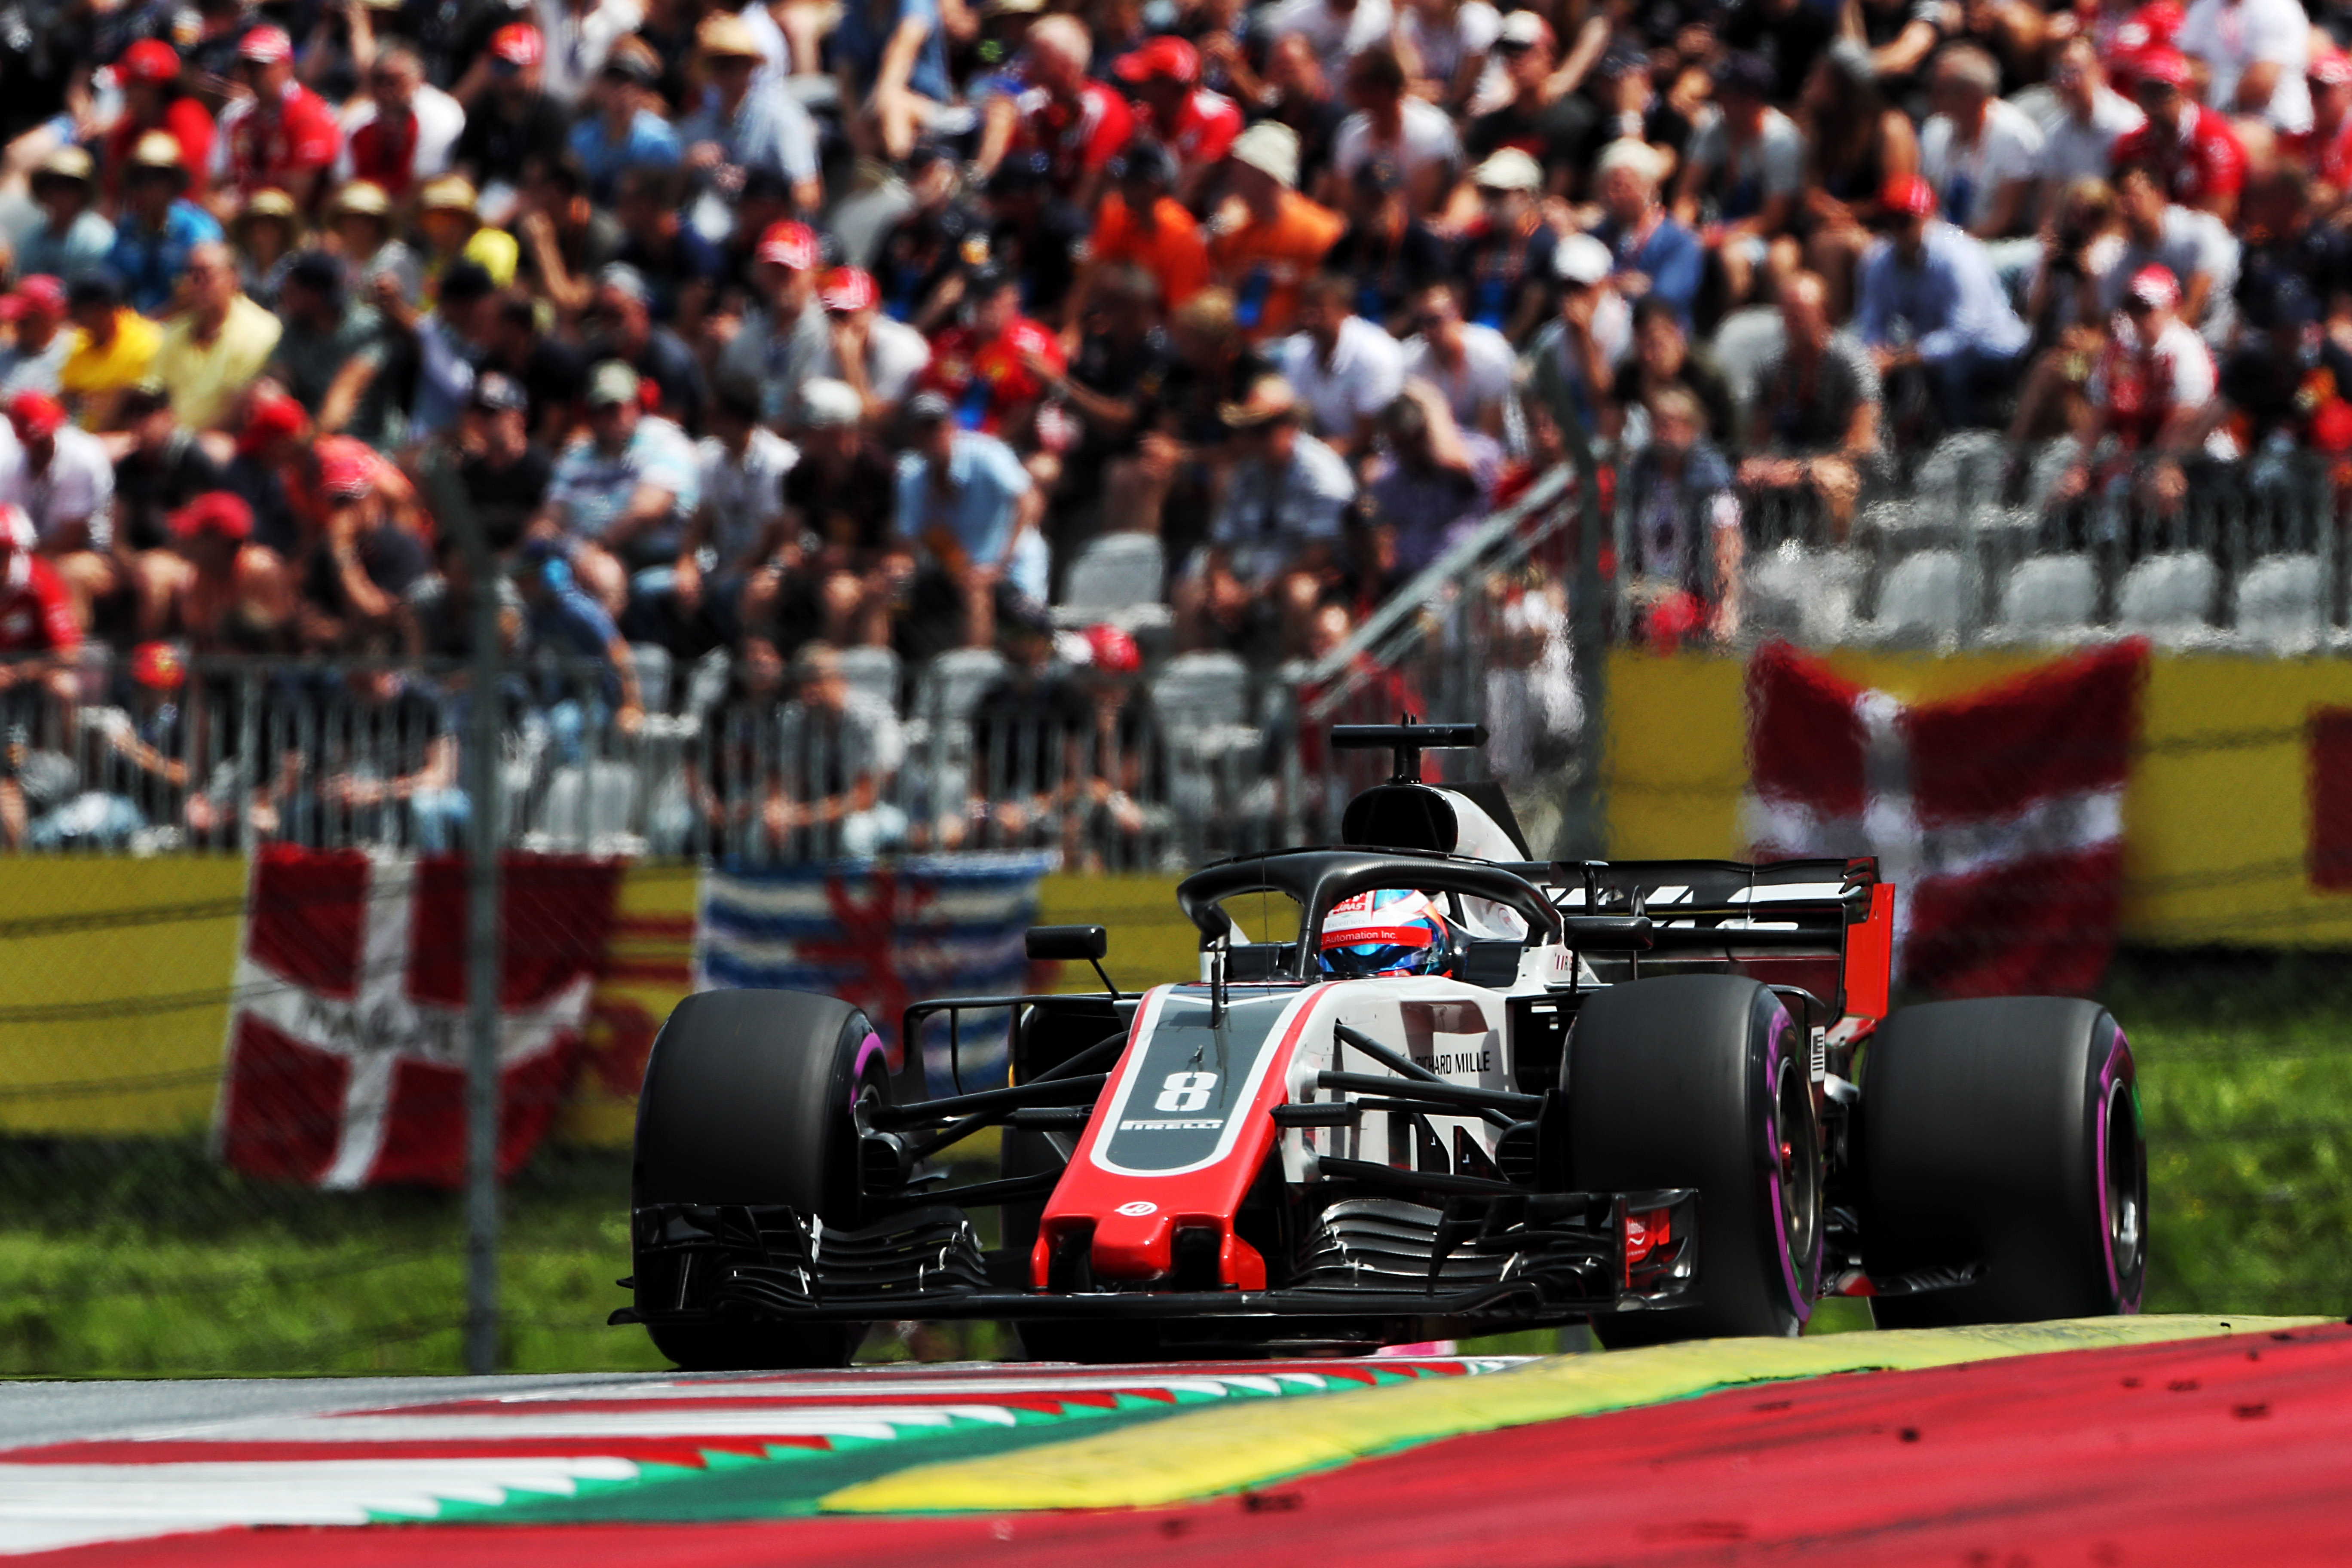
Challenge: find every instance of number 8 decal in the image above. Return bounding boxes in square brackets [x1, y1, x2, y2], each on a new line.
[1154, 1071, 1218, 1113]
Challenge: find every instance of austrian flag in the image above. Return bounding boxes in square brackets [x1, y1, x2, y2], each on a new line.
[1743, 641, 2148, 998]
[215, 847, 622, 1188]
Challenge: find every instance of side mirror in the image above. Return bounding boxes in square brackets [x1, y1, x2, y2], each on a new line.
[1026, 925, 1108, 963]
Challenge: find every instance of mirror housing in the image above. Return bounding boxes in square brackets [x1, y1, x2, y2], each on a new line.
[1026, 924, 1109, 963]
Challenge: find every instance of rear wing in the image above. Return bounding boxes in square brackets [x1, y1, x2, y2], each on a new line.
[1505, 856, 1894, 1025]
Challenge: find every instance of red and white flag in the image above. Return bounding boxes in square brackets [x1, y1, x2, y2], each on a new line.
[1744, 641, 2148, 998]
[215, 846, 622, 1188]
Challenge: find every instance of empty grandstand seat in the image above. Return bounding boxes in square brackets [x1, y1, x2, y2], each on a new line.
[1743, 542, 1862, 645]
[1913, 432, 2009, 535]
[1707, 307, 1785, 420]
[836, 644, 901, 710]
[530, 760, 641, 852]
[1996, 554, 2098, 637]
[2116, 552, 2219, 638]
[1055, 533, 1170, 631]
[913, 648, 1008, 726]
[628, 643, 674, 714]
[2233, 554, 2328, 650]
[1870, 548, 1974, 642]
[2024, 437, 2082, 514]
[1152, 651, 1253, 738]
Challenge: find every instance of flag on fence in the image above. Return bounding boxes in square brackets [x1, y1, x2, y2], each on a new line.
[696, 853, 1056, 1095]
[1743, 641, 2148, 997]
[215, 846, 623, 1188]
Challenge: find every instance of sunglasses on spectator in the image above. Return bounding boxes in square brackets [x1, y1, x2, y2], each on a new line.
[2122, 297, 2156, 314]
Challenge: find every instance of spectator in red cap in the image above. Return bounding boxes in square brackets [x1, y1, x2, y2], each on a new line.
[816, 265, 931, 419]
[0, 278, 71, 399]
[1070, 619, 1161, 867]
[211, 26, 343, 211]
[152, 491, 294, 655]
[2111, 47, 2247, 224]
[295, 435, 430, 651]
[102, 40, 214, 206]
[5, 389, 118, 626]
[452, 24, 571, 192]
[0, 503, 80, 848]
[1114, 35, 1241, 203]
[2293, 49, 2352, 184]
[974, 14, 1132, 211]
[2054, 261, 2216, 515]
[717, 219, 832, 423]
[1852, 171, 2030, 432]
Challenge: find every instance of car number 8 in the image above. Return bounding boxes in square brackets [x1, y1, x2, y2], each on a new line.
[1154, 1071, 1218, 1113]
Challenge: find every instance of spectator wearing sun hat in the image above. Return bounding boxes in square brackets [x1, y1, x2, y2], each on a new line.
[1520, 232, 1633, 440]
[1453, 147, 1560, 342]
[1210, 121, 1346, 341]
[328, 179, 426, 309]
[20, 149, 116, 286]
[102, 40, 214, 207]
[108, 132, 226, 315]
[1174, 372, 1352, 656]
[58, 274, 161, 431]
[0, 278, 74, 398]
[453, 24, 572, 190]
[416, 175, 521, 292]
[679, 11, 823, 215]
[211, 25, 343, 209]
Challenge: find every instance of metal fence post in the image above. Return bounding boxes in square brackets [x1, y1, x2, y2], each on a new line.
[423, 456, 507, 1376]
[1537, 377, 1613, 860]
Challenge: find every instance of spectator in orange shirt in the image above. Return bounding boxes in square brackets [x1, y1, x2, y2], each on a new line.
[1210, 121, 1345, 342]
[1065, 140, 1209, 335]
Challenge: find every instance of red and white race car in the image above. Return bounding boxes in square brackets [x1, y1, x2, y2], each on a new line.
[617, 723, 2147, 1366]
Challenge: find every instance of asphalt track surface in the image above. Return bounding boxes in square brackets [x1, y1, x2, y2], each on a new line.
[6, 1319, 2349, 1565]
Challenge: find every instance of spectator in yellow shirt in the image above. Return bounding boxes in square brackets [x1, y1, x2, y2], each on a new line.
[416, 175, 520, 294]
[59, 272, 163, 432]
[150, 242, 283, 430]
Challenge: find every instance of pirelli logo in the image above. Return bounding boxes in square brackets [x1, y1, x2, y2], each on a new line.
[1119, 1118, 1227, 1131]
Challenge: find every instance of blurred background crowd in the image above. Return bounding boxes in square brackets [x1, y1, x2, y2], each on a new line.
[0, 0, 2343, 857]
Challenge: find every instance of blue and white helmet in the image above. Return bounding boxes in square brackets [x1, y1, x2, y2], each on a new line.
[1317, 889, 1451, 979]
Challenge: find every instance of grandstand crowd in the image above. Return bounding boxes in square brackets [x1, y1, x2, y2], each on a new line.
[0, 0, 2345, 848]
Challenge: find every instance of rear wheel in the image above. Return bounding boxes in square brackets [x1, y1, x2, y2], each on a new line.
[1862, 998, 2145, 1327]
[1568, 975, 1821, 1345]
[632, 989, 888, 1370]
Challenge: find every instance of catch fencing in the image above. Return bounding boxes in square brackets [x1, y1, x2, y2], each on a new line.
[1, 446, 2351, 1374]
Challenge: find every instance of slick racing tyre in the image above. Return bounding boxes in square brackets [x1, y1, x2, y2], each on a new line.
[1569, 976, 1822, 1345]
[633, 989, 888, 1370]
[1862, 998, 2146, 1328]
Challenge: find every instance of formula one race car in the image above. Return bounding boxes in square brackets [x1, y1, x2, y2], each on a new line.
[615, 723, 2147, 1366]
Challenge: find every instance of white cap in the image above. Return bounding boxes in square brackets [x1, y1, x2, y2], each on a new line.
[1229, 121, 1301, 190]
[1498, 9, 1550, 48]
[1594, 137, 1665, 187]
[1472, 147, 1544, 193]
[796, 377, 864, 428]
[1554, 232, 1614, 286]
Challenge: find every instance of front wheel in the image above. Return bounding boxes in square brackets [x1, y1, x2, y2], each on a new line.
[632, 988, 888, 1369]
[1862, 997, 2145, 1327]
[1568, 975, 1821, 1345]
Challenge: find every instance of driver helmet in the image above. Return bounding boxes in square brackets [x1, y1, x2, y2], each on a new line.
[1318, 889, 1451, 979]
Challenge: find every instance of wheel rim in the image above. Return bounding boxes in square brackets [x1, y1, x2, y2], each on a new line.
[2102, 1075, 2146, 1301]
[1771, 1049, 1822, 1313]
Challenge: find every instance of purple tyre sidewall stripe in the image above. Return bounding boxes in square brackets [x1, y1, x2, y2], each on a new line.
[2095, 1018, 2141, 1313]
[850, 1028, 886, 1105]
[1761, 1001, 1814, 1324]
